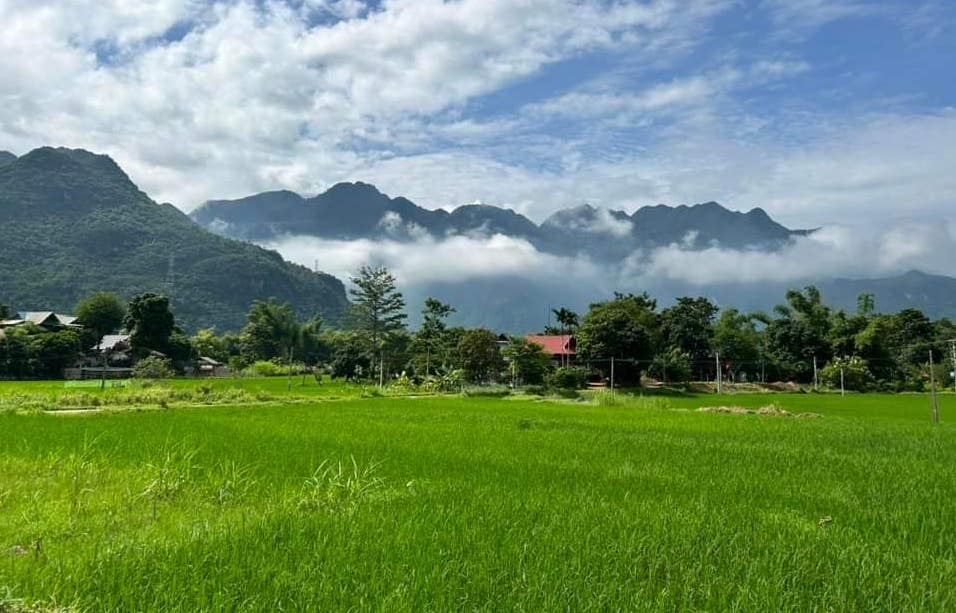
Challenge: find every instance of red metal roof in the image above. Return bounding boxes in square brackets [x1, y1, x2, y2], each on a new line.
[526, 335, 576, 356]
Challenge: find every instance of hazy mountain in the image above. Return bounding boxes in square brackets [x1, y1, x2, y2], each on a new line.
[0, 147, 348, 331]
[817, 271, 956, 317]
[190, 183, 808, 258]
[0, 151, 16, 167]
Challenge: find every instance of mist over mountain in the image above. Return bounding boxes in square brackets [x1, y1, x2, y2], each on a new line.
[191, 182, 809, 260]
[0, 147, 348, 331]
[192, 182, 956, 331]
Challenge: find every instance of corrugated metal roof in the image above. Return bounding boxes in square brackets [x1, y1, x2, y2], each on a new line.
[526, 335, 576, 356]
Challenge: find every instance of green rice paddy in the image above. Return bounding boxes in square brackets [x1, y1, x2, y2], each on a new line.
[1, 381, 954, 611]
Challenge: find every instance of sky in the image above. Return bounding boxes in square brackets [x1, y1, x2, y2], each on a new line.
[1, 0, 955, 232]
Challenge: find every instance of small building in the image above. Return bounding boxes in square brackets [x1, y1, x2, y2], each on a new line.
[197, 356, 228, 377]
[1, 312, 81, 332]
[526, 334, 576, 364]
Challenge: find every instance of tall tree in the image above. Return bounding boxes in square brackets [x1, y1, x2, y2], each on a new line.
[124, 293, 175, 356]
[349, 266, 407, 385]
[551, 307, 579, 367]
[416, 298, 455, 376]
[660, 297, 717, 375]
[242, 299, 302, 362]
[576, 293, 660, 385]
[76, 292, 126, 347]
[457, 329, 504, 384]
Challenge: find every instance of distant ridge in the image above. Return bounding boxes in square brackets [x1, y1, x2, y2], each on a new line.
[191, 182, 809, 259]
[0, 150, 17, 167]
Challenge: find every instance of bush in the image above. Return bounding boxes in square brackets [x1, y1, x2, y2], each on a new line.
[547, 367, 589, 390]
[820, 356, 871, 392]
[132, 356, 174, 380]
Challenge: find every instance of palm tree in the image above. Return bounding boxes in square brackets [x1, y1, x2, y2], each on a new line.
[551, 307, 579, 367]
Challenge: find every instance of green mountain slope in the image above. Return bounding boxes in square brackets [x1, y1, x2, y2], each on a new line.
[0, 147, 348, 331]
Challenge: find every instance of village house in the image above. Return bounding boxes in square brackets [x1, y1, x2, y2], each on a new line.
[525, 334, 576, 365]
[0, 311, 81, 332]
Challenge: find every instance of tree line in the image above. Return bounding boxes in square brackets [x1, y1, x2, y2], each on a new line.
[2, 268, 955, 391]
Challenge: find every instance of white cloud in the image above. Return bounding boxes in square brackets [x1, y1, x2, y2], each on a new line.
[0, 0, 953, 239]
[263, 232, 603, 286]
[633, 222, 956, 285]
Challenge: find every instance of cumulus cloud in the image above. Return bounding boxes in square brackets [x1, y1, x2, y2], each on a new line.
[0, 0, 953, 237]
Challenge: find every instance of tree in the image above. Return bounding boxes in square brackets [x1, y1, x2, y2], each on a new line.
[349, 266, 407, 386]
[124, 293, 175, 356]
[415, 298, 455, 376]
[762, 286, 832, 381]
[457, 329, 504, 383]
[648, 347, 692, 384]
[551, 307, 579, 367]
[712, 308, 761, 381]
[76, 292, 126, 347]
[576, 293, 659, 385]
[0, 302, 10, 320]
[504, 337, 554, 385]
[660, 297, 717, 374]
[27, 328, 82, 378]
[241, 299, 302, 363]
[192, 328, 229, 362]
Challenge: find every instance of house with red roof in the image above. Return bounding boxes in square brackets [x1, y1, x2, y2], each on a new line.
[526, 334, 576, 365]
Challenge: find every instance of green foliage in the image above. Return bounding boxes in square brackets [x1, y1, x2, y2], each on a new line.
[503, 337, 553, 385]
[577, 292, 659, 385]
[546, 366, 589, 390]
[820, 356, 872, 391]
[241, 299, 302, 363]
[660, 297, 716, 366]
[132, 356, 174, 380]
[648, 347, 693, 383]
[192, 328, 229, 362]
[125, 293, 175, 356]
[456, 329, 504, 383]
[75, 291, 126, 346]
[0, 148, 348, 333]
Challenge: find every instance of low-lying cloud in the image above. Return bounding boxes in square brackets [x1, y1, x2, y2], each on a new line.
[263, 219, 956, 296]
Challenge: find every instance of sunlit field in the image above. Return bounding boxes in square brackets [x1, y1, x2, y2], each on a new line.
[1, 381, 954, 611]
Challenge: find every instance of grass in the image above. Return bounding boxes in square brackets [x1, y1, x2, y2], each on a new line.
[0, 381, 954, 611]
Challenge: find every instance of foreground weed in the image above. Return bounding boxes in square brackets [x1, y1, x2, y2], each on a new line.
[299, 457, 384, 514]
[139, 442, 200, 519]
[206, 460, 257, 506]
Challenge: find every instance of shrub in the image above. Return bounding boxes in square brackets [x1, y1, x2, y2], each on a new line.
[820, 356, 871, 392]
[547, 367, 589, 390]
[132, 356, 174, 380]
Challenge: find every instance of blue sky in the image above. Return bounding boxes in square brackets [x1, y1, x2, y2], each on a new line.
[1, 0, 955, 232]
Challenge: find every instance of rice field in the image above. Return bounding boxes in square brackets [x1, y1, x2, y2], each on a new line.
[1, 381, 954, 611]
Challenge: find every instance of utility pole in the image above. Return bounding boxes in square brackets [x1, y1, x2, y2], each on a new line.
[840, 366, 845, 397]
[610, 356, 615, 393]
[929, 350, 940, 424]
[950, 339, 956, 394]
[813, 355, 819, 392]
[715, 351, 722, 395]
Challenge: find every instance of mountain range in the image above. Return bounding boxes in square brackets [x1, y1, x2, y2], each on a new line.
[1, 146, 954, 333]
[0, 147, 347, 331]
[191, 182, 812, 261]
